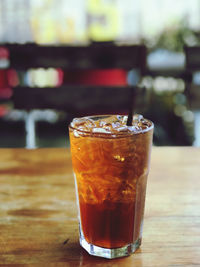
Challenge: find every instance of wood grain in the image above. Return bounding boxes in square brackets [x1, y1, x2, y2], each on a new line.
[0, 147, 200, 266]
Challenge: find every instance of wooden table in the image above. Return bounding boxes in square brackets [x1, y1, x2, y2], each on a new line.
[0, 147, 200, 266]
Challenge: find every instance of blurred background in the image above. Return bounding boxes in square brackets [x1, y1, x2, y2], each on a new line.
[0, 0, 200, 148]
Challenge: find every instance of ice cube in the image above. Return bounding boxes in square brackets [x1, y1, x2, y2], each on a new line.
[116, 126, 128, 132]
[112, 122, 121, 129]
[127, 126, 138, 132]
[116, 115, 123, 121]
[133, 114, 143, 122]
[76, 126, 86, 132]
[71, 117, 88, 128]
[100, 115, 118, 125]
[73, 130, 80, 137]
[99, 120, 111, 127]
[82, 118, 96, 130]
[86, 118, 96, 126]
[92, 128, 111, 134]
[122, 116, 128, 124]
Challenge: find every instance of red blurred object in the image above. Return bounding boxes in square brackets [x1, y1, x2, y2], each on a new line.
[63, 69, 127, 86]
[0, 105, 9, 117]
[56, 68, 64, 86]
[0, 47, 9, 59]
[0, 47, 14, 101]
[0, 70, 14, 100]
[0, 70, 9, 88]
[0, 87, 13, 99]
[7, 69, 19, 87]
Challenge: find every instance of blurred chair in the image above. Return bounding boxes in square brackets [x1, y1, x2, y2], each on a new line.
[184, 46, 200, 109]
[184, 46, 200, 146]
[185, 46, 200, 71]
[139, 48, 195, 146]
[7, 43, 146, 72]
[6, 43, 147, 148]
[0, 47, 11, 117]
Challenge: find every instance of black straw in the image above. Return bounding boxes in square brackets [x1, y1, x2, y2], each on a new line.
[127, 87, 136, 126]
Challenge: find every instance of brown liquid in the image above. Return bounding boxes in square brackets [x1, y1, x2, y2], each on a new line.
[80, 201, 135, 248]
[79, 173, 147, 248]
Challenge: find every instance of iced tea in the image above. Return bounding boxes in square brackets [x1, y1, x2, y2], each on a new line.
[69, 115, 153, 259]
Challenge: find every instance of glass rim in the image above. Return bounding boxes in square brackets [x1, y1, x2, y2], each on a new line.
[69, 114, 154, 138]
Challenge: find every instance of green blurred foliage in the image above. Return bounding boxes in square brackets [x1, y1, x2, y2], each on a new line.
[138, 89, 194, 146]
[146, 19, 200, 52]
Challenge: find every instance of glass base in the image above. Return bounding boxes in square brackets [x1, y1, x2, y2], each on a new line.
[80, 235, 141, 259]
